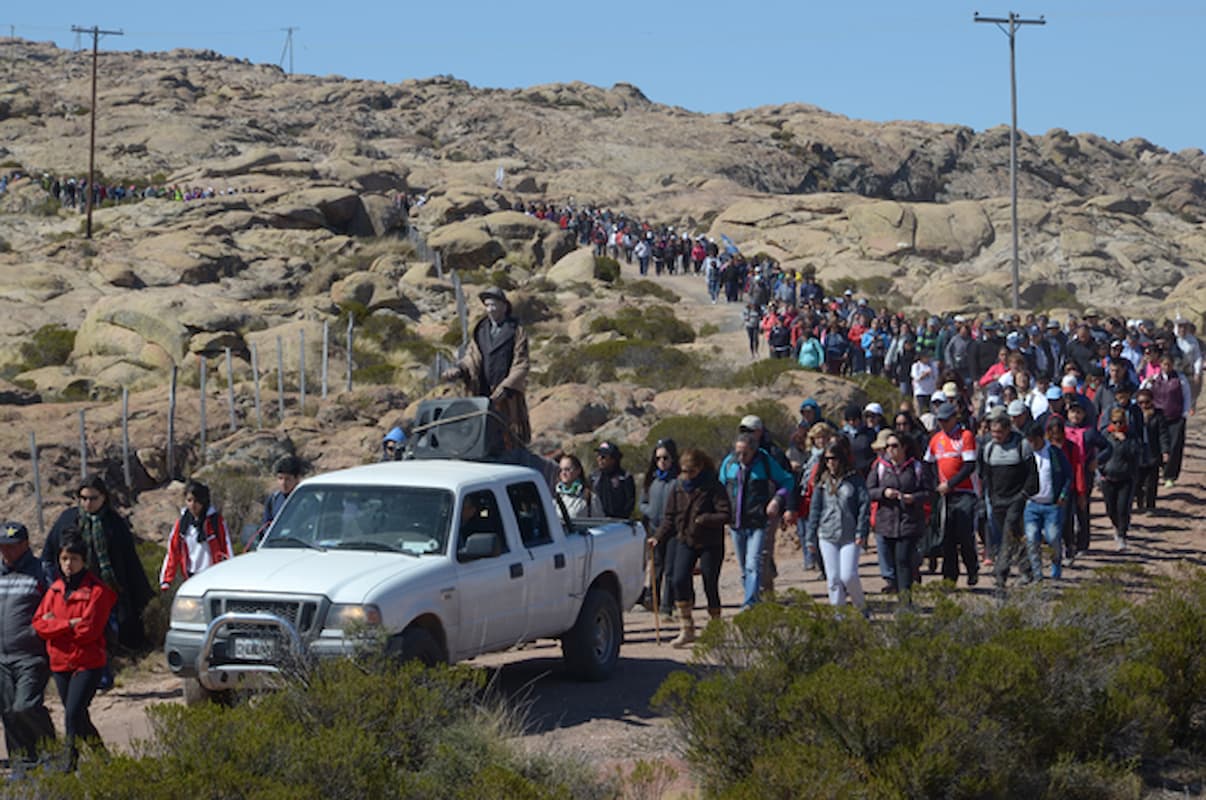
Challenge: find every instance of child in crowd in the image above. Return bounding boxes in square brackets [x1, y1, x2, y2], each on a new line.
[159, 480, 233, 591]
[33, 532, 118, 770]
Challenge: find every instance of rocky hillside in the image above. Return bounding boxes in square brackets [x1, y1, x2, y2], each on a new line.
[1, 39, 1205, 533]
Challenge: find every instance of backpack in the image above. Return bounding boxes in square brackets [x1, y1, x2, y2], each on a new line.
[769, 324, 790, 349]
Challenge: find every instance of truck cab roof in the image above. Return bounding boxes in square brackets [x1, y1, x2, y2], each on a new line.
[302, 460, 545, 492]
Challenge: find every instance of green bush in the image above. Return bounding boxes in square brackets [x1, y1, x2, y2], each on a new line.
[698, 322, 720, 337]
[849, 372, 902, 417]
[654, 571, 1206, 798]
[623, 280, 680, 303]
[541, 339, 706, 392]
[722, 358, 798, 389]
[593, 256, 621, 283]
[28, 659, 614, 799]
[18, 324, 76, 369]
[642, 401, 792, 463]
[858, 275, 894, 296]
[588, 305, 695, 344]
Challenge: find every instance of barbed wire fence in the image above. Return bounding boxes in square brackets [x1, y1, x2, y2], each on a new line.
[25, 234, 469, 539]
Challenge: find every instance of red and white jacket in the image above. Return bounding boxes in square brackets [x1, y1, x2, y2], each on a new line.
[159, 506, 233, 590]
[33, 571, 117, 672]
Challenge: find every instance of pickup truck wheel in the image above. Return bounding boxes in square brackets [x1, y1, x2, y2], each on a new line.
[182, 677, 232, 707]
[392, 627, 444, 667]
[561, 588, 621, 681]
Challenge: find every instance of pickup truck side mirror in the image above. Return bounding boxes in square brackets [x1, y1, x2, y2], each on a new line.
[458, 531, 503, 562]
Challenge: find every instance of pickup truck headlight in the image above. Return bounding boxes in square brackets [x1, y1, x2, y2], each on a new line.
[170, 595, 205, 625]
[325, 604, 382, 630]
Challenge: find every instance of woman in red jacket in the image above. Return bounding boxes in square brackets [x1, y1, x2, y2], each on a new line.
[33, 532, 118, 769]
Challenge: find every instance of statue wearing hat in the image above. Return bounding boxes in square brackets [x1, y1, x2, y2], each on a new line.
[442, 286, 531, 447]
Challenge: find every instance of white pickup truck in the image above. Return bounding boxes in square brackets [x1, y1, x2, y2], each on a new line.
[164, 460, 645, 701]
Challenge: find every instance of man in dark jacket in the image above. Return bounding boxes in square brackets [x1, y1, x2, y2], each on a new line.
[443, 286, 531, 448]
[970, 320, 1006, 385]
[979, 417, 1039, 590]
[0, 522, 56, 774]
[589, 442, 635, 519]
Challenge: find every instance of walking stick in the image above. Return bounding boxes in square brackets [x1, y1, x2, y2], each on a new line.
[648, 540, 661, 644]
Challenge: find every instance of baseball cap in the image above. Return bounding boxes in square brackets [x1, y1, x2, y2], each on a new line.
[596, 442, 622, 459]
[1046, 319, 1062, 329]
[1007, 399, 1027, 417]
[843, 289, 853, 296]
[738, 414, 764, 431]
[0, 521, 29, 545]
[1110, 339, 1124, 348]
[863, 402, 884, 417]
[934, 403, 958, 421]
[1061, 375, 1079, 391]
[930, 389, 947, 404]
[1045, 386, 1064, 400]
[942, 382, 959, 398]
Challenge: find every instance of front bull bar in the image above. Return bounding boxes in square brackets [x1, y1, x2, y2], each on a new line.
[197, 611, 305, 691]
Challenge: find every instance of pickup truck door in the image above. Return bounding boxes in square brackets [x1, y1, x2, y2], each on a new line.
[452, 488, 531, 654]
[505, 481, 578, 636]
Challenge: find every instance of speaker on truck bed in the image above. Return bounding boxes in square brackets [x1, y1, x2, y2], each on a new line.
[411, 397, 505, 461]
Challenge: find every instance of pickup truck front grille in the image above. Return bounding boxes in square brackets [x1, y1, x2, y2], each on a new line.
[209, 597, 320, 636]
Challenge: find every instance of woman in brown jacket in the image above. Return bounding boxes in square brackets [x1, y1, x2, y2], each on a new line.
[865, 431, 933, 606]
[649, 448, 732, 648]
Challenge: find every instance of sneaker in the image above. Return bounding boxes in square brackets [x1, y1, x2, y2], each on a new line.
[967, 572, 979, 587]
[1117, 537, 1128, 552]
[1050, 563, 1062, 579]
[1164, 479, 1175, 489]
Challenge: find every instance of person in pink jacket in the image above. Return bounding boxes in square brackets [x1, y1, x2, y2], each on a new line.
[158, 480, 233, 591]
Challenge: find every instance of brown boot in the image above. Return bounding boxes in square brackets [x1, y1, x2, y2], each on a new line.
[708, 608, 722, 621]
[671, 601, 696, 648]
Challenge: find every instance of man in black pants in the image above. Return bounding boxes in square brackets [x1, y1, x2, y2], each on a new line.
[979, 418, 1039, 590]
[925, 404, 980, 587]
[0, 522, 56, 776]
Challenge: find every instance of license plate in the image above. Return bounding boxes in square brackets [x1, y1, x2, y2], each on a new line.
[232, 637, 276, 661]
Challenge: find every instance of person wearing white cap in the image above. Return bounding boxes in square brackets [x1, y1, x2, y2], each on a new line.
[718, 431, 795, 609]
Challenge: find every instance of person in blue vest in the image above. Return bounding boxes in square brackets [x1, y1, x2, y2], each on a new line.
[718, 432, 794, 609]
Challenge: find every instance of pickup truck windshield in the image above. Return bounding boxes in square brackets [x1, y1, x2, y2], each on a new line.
[262, 485, 454, 555]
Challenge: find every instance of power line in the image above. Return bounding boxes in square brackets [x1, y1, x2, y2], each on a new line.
[71, 24, 124, 240]
[974, 11, 1046, 312]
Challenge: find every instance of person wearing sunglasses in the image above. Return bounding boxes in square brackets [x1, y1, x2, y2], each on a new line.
[640, 440, 680, 619]
[554, 455, 591, 520]
[805, 437, 870, 616]
[42, 475, 153, 653]
[867, 431, 932, 606]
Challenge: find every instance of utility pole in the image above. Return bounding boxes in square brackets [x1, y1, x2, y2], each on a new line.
[280, 27, 298, 76]
[72, 25, 123, 240]
[974, 11, 1045, 311]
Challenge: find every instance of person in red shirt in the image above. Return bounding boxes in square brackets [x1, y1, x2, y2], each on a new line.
[158, 480, 233, 591]
[925, 403, 980, 586]
[33, 533, 117, 770]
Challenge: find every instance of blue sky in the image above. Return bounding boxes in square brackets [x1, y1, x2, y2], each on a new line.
[8, 1, 1204, 152]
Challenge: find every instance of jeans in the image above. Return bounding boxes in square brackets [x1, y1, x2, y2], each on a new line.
[1024, 500, 1064, 578]
[729, 526, 766, 607]
[875, 532, 896, 586]
[881, 537, 916, 600]
[819, 539, 865, 609]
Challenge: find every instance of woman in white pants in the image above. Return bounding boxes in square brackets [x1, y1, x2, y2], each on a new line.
[806, 437, 871, 614]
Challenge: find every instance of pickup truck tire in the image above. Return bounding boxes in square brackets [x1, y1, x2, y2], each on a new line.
[182, 677, 232, 707]
[392, 627, 445, 667]
[561, 588, 621, 681]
